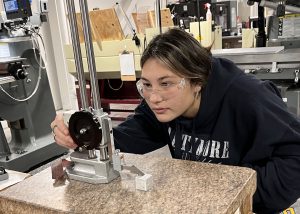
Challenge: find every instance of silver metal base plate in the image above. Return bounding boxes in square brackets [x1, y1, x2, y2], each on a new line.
[66, 150, 119, 184]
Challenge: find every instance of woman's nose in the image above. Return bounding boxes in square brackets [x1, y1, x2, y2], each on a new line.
[148, 91, 163, 103]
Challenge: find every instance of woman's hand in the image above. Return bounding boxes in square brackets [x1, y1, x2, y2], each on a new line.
[50, 114, 77, 149]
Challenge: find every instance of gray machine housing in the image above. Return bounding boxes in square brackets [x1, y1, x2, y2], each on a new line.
[0, 38, 67, 172]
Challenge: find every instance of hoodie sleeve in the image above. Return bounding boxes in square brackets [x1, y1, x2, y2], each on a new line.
[113, 100, 167, 154]
[239, 81, 300, 214]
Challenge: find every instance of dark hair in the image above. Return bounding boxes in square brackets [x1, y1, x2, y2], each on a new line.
[141, 28, 212, 87]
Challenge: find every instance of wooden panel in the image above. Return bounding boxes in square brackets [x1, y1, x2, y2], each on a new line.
[132, 12, 151, 34]
[132, 8, 173, 34]
[89, 8, 124, 41]
[73, 8, 124, 43]
[147, 8, 174, 28]
[74, 13, 98, 43]
[75, 13, 84, 43]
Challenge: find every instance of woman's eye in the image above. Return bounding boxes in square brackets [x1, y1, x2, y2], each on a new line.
[143, 83, 152, 88]
[160, 82, 172, 87]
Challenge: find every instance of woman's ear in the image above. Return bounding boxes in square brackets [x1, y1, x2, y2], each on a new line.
[194, 85, 201, 93]
[194, 85, 202, 98]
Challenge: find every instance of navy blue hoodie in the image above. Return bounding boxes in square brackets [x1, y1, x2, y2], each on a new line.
[113, 57, 300, 213]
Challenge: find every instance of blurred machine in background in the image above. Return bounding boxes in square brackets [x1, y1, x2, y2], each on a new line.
[167, 0, 211, 30]
[245, 0, 300, 48]
[0, 0, 66, 172]
[267, 3, 300, 49]
[211, 0, 238, 36]
[213, 1, 300, 116]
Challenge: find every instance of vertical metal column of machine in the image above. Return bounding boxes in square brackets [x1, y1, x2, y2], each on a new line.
[66, 0, 88, 111]
[65, 0, 120, 184]
[155, 0, 162, 34]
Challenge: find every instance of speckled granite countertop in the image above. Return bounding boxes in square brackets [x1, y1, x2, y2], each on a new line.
[0, 153, 256, 214]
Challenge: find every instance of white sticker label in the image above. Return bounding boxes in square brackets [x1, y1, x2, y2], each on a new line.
[119, 52, 135, 76]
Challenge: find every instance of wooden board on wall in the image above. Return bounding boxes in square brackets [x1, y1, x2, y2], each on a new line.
[74, 13, 98, 43]
[132, 12, 150, 34]
[89, 8, 125, 41]
[147, 8, 174, 28]
[73, 8, 124, 43]
[132, 8, 173, 34]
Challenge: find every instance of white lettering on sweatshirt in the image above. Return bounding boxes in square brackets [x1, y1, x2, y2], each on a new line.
[168, 127, 230, 162]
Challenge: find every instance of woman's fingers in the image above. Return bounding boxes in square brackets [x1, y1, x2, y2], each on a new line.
[55, 134, 77, 149]
[51, 114, 77, 149]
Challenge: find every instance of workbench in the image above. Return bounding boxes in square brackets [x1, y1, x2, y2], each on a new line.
[0, 153, 256, 214]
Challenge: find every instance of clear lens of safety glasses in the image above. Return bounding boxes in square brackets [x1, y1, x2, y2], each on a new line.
[136, 79, 186, 99]
[136, 80, 144, 98]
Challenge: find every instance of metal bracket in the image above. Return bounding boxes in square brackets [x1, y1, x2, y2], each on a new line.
[270, 61, 280, 73]
[294, 69, 299, 83]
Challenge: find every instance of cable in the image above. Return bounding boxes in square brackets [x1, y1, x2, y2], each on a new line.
[21, 26, 47, 69]
[32, 34, 46, 69]
[107, 79, 123, 91]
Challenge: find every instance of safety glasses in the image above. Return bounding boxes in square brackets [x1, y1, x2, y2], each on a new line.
[136, 78, 186, 100]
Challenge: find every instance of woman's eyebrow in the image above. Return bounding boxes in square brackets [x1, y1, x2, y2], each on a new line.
[140, 77, 149, 81]
[140, 76, 175, 81]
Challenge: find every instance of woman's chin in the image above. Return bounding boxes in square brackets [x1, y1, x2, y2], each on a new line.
[154, 113, 175, 123]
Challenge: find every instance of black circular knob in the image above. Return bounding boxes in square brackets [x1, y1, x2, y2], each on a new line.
[68, 110, 102, 150]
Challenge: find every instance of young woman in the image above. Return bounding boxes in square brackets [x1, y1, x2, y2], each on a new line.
[51, 28, 300, 213]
